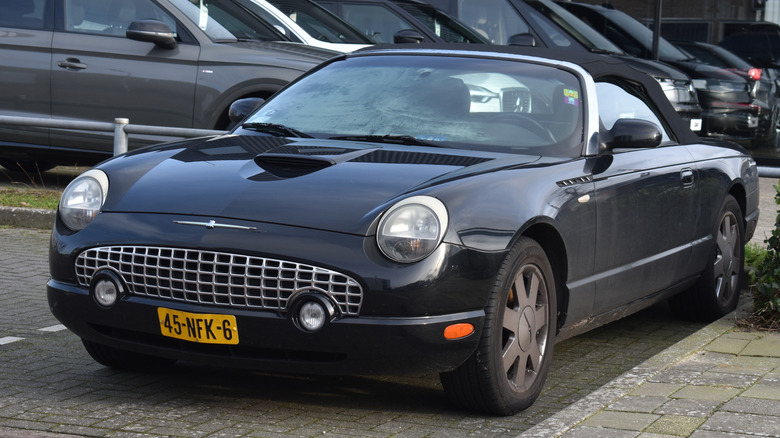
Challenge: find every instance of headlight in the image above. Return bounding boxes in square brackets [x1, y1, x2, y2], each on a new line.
[58, 169, 109, 231]
[377, 196, 448, 263]
[691, 78, 748, 93]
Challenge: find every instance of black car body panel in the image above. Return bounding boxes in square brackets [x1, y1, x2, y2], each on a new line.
[48, 45, 759, 414]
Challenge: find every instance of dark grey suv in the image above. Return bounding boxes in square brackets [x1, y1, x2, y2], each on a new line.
[0, 0, 337, 171]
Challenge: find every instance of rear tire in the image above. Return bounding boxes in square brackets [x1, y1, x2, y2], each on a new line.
[82, 339, 176, 370]
[440, 237, 557, 415]
[670, 194, 744, 321]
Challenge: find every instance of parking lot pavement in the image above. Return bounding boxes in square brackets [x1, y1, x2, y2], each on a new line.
[1, 227, 715, 438]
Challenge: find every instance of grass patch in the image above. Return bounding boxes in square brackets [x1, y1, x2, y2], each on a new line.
[0, 187, 61, 210]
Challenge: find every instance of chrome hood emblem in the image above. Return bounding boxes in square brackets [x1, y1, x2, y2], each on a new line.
[173, 220, 257, 231]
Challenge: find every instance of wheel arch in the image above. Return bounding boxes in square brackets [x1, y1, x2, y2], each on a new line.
[728, 182, 747, 229]
[520, 222, 569, 331]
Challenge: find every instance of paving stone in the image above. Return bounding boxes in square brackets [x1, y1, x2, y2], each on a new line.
[715, 356, 780, 375]
[689, 371, 760, 388]
[629, 383, 685, 398]
[607, 396, 667, 414]
[741, 381, 780, 400]
[671, 385, 740, 402]
[700, 411, 780, 436]
[654, 399, 721, 417]
[562, 425, 639, 437]
[740, 334, 780, 357]
[644, 414, 705, 436]
[721, 396, 780, 414]
[581, 411, 659, 431]
[705, 336, 750, 355]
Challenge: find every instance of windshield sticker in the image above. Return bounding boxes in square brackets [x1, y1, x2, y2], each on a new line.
[563, 89, 579, 106]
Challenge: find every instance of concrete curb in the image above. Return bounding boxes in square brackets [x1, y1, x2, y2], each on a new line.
[0, 206, 54, 230]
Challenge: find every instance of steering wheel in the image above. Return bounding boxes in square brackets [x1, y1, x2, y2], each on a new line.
[491, 113, 556, 143]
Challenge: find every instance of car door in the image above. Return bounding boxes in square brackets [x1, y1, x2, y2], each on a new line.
[50, 0, 200, 154]
[0, 0, 54, 152]
[590, 81, 699, 313]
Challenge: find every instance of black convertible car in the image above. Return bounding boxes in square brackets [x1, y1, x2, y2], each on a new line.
[48, 45, 759, 416]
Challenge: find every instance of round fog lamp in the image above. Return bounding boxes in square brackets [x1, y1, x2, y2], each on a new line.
[91, 271, 124, 307]
[299, 301, 326, 332]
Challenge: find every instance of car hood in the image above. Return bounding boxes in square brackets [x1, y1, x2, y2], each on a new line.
[668, 59, 746, 81]
[616, 55, 691, 82]
[212, 41, 339, 67]
[100, 135, 542, 235]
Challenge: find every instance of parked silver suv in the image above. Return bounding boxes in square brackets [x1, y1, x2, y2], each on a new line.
[0, 0, 337, 171]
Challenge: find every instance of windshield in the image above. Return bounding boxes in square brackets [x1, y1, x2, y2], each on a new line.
[242, 55, 584, 156]
[524, 0, 624, 53]
[268, 0, 373, 44]
[395, 2, 487, 43]
[601, 8, 690, 61]
[168, 0, 285, 41]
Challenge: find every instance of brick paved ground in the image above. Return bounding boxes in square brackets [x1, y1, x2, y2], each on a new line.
[0, 228, 710, 437]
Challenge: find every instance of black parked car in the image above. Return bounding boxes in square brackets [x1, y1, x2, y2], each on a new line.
[719, 24, 780, 71]
[48, 45, 759, 416]
[425, 0, 703, 130]
[559, 2, 780, 149]
[0, 0, 336, 172]
[313, 0, 488, 43]
[674, 41, 780, 111]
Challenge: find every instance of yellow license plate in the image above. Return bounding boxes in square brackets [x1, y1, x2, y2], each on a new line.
[157, 308, 239, 345]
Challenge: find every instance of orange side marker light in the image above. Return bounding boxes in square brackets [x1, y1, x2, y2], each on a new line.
[444, 323, 474, 340]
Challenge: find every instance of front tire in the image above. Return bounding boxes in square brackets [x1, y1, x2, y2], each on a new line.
[671, 194, 744, 321]
[440, 237, 557, 415]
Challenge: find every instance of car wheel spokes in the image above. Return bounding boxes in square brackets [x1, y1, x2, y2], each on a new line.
[502, 265, 548, 392]
[713, 211, 739, 304]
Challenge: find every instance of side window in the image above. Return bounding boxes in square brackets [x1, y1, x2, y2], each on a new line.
[596, 82, 670, 143]
[64, 0, 176, 37]
[341, 4, 414, 43]
[459, 0, 530, 45]
[1, 0, 48, 30]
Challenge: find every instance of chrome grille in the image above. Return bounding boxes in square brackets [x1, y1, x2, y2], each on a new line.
[75, 246, 362, 315]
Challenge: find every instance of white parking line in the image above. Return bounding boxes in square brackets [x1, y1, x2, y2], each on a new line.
[38, 324, 67, 332]
[0, 336, 24, 345]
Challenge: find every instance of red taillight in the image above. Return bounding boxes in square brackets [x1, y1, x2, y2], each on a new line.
[749, 68, 762, 80]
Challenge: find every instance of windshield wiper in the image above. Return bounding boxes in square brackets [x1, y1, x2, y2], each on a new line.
[241, 122, 312, 138]
[328, 134, 440, 146]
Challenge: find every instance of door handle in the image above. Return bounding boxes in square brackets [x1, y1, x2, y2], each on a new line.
[57, 58, 87, 70]
[681, 168, 694, 187]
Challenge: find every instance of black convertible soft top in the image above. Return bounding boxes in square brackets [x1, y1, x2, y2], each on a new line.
[349, 44, 701, 145]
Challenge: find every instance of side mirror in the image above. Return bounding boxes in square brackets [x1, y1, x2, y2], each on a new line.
[507, 33, 537, 47]
[126, 20, 177, 50]
[601, 119, 662, 152]
[228, 98, 265, 128]
[394, 29, 425, 44]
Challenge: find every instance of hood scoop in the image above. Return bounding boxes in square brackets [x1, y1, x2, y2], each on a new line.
[253, 145, 380, 178]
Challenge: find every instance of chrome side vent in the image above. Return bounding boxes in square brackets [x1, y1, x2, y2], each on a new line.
[556, 176, 593, 187]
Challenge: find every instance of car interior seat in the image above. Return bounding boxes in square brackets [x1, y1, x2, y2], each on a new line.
[3, 0, 42, 29]
[410, 77, 472, 118]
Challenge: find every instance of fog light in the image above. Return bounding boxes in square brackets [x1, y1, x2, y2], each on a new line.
[90, 270, 124, 307]
[299, 301, 326, 332]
